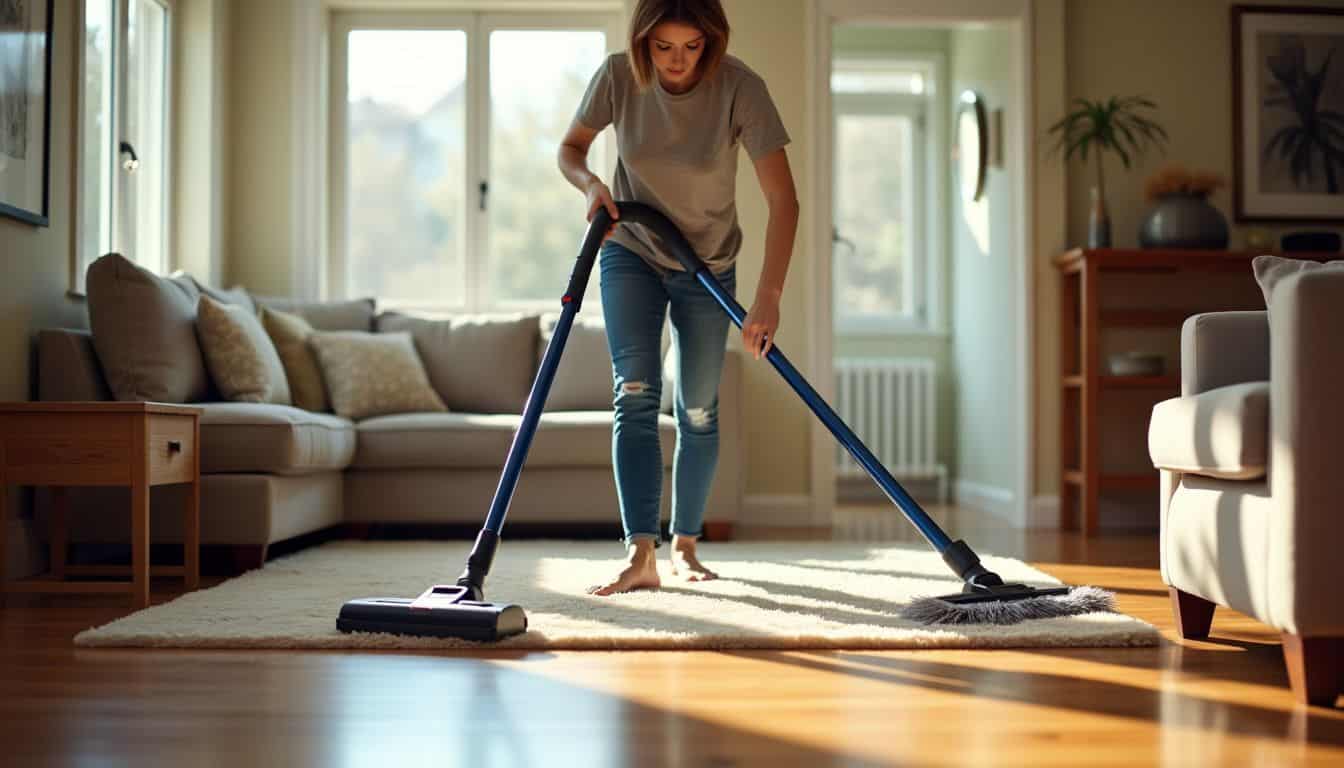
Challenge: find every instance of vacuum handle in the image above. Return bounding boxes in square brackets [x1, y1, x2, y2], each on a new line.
[572, 202, 715, 306]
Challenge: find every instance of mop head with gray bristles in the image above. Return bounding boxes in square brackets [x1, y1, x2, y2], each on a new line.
[900, 585, 1116, 626]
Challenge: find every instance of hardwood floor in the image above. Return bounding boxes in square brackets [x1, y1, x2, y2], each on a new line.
[3, 505, 1342, 767]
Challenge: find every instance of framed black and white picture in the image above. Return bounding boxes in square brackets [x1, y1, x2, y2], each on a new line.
[1232, 5, 1344, 222]
[0, 0, 52, 227]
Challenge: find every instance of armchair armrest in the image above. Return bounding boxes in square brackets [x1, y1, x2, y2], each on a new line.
[1180, 311, 1268, 396]
[1267, 269, 1344, 634]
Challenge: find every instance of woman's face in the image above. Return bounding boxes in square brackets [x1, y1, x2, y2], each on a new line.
[648, 21, 705, 90]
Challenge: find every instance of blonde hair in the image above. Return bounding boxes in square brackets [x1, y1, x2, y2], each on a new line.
[626, 0, 730, 91]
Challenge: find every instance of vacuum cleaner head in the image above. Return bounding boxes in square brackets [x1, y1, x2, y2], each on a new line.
[337, 585, 527, 641]
[900, 584, 1115, 626]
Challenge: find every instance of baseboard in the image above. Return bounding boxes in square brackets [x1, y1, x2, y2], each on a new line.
[742, 494, 814, 528]
[1028, 494, 1060, 529]
[954, 480, 1017, 527]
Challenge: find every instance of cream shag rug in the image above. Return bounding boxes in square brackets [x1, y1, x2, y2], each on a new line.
[73, 541, 1159, 650]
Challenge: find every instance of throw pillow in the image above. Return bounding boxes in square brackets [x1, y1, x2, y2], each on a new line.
[1252, 254, 1344, 308]
[259, 306, 330, 412]
[86, 252, 212, 402]
[308, 331, 447, 420]
[195, 295, 292, 405]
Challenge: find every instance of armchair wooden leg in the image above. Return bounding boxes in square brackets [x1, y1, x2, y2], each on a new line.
[1281, 633, 1343, 707]
[1169, 587, 1216, 640]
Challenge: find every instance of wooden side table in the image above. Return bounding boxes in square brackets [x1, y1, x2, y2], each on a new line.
[0, 402, 202, 608]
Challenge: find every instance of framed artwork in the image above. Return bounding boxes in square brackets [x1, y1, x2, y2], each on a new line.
[1232, 5, 1344, 222]
[0, 0, 52, 227]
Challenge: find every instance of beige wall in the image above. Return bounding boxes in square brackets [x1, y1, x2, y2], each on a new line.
[721, 0, 812, 497]
[227, 0, 299, 295]
[1, 3, 86, 576]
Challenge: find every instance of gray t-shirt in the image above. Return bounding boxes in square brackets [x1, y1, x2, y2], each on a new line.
[574, 52, 790, 275]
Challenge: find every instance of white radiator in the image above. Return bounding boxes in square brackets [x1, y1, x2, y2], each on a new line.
[833, 357, 948, 503]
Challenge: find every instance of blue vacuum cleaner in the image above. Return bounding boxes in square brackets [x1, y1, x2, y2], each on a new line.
[336, 202, 1109, 640]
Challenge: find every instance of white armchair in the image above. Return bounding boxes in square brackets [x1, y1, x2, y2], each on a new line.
[1148, 268, 1344, 707]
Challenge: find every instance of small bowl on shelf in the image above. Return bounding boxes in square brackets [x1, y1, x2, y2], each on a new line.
[1107, 351, 1165, 377]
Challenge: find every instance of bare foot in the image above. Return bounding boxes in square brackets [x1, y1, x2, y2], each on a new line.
[669, 535, 718, 582]
[587, 540, 661, 596]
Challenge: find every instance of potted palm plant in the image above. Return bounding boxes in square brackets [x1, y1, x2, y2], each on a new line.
[1048, 96, 1169, 248]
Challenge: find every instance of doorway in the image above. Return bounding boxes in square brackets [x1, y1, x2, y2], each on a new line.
[809, 2, 1034, 537]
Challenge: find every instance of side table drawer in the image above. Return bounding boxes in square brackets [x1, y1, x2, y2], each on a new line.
[148, 414, 197, 485]
[0, 412, 133, 484]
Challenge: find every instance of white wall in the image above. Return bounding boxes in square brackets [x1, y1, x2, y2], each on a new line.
[950, 23, 1020, 515]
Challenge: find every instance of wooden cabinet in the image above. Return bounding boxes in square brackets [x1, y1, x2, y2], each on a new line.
[1055, 248, 1337, 534]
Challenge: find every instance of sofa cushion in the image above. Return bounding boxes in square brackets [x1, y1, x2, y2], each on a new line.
[195, 295, 292, 405]
[183, 273, 256, 314]
[86, 252, 213, 403]
[308, 331, 448, 420]
[251, 294, 377, 332]
[351, 411, 677, 470]
[1149, 381, 1269, 480]
[376, 311, 538, 413]
[260, 306, 330, 413]
[536, 313, 614, 411]
[197, 403, 355, 475]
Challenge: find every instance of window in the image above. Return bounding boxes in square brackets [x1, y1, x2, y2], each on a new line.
[831, 57, 939, 333]
[332, 11, 618, 312]
[76, 0, 173, 289]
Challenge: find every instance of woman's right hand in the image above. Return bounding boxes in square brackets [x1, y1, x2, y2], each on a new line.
[585, 179, 620, 241]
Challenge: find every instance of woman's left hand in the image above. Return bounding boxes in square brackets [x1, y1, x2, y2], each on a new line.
[742, 294, 780, 360]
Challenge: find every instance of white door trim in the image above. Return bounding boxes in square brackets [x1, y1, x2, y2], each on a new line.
[808, 0, 1036, 529]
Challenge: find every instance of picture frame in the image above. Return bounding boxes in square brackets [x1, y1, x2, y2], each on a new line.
[0, 0, 53, 227]
[1232, 4, 1344, 223]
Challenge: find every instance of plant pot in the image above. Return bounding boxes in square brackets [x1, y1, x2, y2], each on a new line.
[1139, 193, 1229, 249]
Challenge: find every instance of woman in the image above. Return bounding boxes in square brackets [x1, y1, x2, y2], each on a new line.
[557, 0, 799, 596]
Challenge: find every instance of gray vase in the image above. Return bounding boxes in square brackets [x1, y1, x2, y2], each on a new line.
[1139, 194, 1229, 249]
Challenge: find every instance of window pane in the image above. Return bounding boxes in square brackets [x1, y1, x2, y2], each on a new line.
[347, 29, 466, 307]
[80, 0, 114, 271]
[487, 29, 607, 308]
[834, 114, 912, 320]
[125, 0, 168, 274]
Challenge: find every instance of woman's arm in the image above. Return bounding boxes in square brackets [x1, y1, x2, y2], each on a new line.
[742, 147, 799, 358]
[558, 120, 619, 228]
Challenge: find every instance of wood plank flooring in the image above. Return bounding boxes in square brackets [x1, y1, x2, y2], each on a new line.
[3, 506, 1342, 767]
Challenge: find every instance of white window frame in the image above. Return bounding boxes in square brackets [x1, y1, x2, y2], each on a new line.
[328, 10, 621, 313]
[830, 53, 945, 337]
[72, 0, 175, 294]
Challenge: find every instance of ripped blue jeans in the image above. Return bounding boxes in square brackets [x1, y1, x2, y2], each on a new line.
[598, 240, 736, 546]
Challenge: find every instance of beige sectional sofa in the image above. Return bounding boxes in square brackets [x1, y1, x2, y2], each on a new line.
[36, 255, 743, 567]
